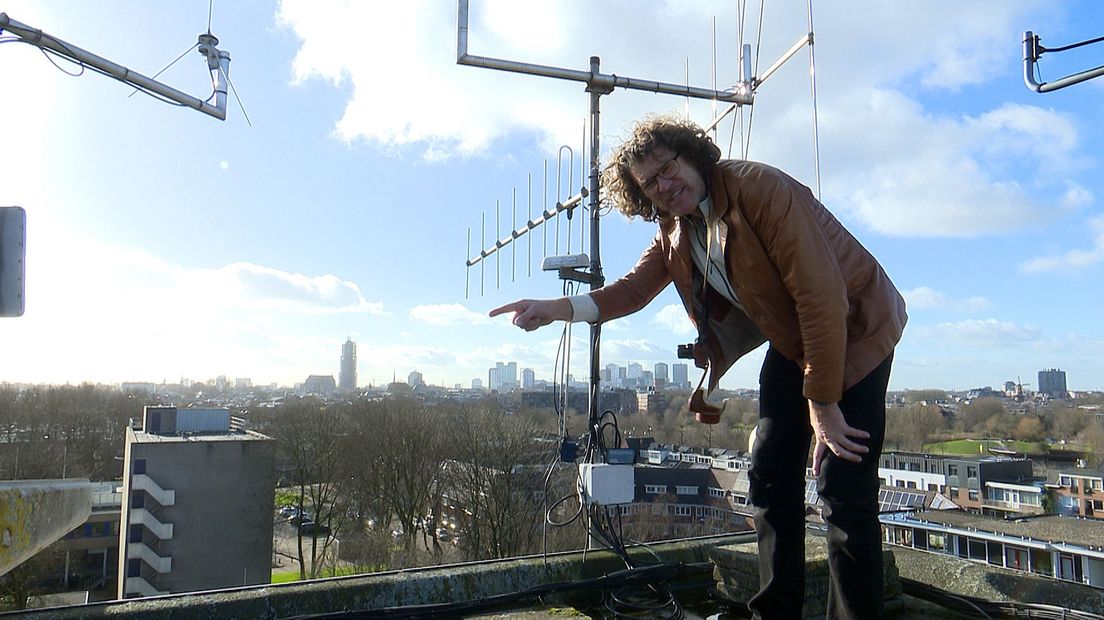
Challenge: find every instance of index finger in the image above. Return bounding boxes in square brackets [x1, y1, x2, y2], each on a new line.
[489, 301, 526, 317]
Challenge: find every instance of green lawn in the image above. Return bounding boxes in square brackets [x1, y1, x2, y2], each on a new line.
[271, 565, 365, 584]
[922, 438, 1044, 455]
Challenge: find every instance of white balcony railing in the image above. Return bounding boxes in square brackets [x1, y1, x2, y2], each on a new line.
[130, 508, 174, 540]
[128, 542, 172, 573]
[124, 576, 168, 597]
[131, 474, 175, 506]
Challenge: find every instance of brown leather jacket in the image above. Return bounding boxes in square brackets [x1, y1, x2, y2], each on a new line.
[590, 160, 907, 403]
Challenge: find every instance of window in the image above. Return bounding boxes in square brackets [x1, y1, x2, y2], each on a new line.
[967, 538, 987, 561]
[675, 485, 698, 496]
[968, 490, 979, 501]
[129, 524, 143, 544]
[132, 490, 145, 509]
[966, 466, 978, 479]
[127, 559, 141, 578]
[709, 487, 726, 498]
[947, 464, 959, 477]
[673, 505, 692, 517]
[644, 484, 666, 494]
[1006, 546, 1028, 571]
[133, 459, 146, 475]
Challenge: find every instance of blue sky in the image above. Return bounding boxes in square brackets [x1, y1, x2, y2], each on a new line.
[1, 1, 1102, 391]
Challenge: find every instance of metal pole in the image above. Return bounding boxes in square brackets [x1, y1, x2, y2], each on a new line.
[587, 56, 606, 433]
[0, 13, 229, 120]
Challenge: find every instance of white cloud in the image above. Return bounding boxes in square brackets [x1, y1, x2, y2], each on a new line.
[1020, 215, 1104, 273]
[409, 303, 491, 326]
[276, 1, 1086, 241]
[652, 303, 695, 337]
[923, 319, 1041, 347]
[823, 93, 1083, 238]
[0, 229, 385, 384]
[276, 0, 584, 159]
[214, 262, 384, 314]
[602, 338, 667, 361]
[901, 287, 988, 313]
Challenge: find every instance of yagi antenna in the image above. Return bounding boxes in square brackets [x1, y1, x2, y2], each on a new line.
[0, 11, 240, 122]
[1023, 30, 1104, 93]
[457, 0, 755, 440]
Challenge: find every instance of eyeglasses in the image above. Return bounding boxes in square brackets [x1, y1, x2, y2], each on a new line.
[637, 153, 681, 196]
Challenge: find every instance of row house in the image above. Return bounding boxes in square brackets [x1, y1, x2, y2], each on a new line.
[882, 510, 1104, 589]
[1048, 466, 1104, 518]
[879, 451, 1043, 516]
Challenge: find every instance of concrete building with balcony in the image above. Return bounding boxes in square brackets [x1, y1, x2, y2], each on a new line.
[1049, 466, 1104, 518]
[879, 451, 1041, 516]
[116, 406, 275, 599]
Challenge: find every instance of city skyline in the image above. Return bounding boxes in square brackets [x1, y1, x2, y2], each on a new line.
[2, 2, 1104, 391]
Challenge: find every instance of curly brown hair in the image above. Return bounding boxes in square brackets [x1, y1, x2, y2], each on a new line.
[601, 113, 722, 222]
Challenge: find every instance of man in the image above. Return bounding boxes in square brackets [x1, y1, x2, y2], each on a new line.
[491, 113, 906, 619]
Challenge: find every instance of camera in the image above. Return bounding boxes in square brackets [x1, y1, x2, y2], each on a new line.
[677, 343, 695, 359]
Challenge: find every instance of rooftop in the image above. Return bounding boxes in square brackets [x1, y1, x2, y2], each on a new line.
[909, 509, 1104, 549]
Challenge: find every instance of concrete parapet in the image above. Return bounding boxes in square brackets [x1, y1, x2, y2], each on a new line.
[891, 545, 1104, 615]
[708, 535, 902, 618]
[0, 479, 93, 577]
[9, 533, 756, 619]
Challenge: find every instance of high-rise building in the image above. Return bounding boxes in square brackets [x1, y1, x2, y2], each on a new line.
[339, 338, 357, 392]
[408, 370, 425, 387]
[521, 368, 535, 389]
[672, 363, 689, 389]
[489, 361, 519, 391]
[117, 407, 274, 599]
[654, 362, 669, 382]
[627, 362, 643, 379]
[1038, 369, 1068, 399]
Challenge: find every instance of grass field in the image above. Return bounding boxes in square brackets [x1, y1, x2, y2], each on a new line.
[922, 438, 1044, 455]
[271, 565, 364, 584]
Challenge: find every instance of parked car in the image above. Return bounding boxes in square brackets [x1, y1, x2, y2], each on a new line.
[278, 506, 298, 519]
[298, 520, 331, 537]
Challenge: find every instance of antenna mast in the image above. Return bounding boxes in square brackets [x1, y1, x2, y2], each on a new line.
[457, 0, 753, 436]
[0, 12, 235, 121]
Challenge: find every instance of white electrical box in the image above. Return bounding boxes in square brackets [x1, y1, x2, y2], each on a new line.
[579, 463, 634, 505]
[540, 253, 590, 270]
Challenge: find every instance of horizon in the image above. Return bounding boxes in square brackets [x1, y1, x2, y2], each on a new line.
[2, 2, 1103, 391]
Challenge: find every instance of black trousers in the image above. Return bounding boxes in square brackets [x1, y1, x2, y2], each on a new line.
[747, 347, 893, 620]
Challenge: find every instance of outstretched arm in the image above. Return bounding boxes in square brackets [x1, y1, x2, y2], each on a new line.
[489, 298, 573, 332]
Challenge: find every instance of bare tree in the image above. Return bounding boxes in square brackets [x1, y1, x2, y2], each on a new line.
[886, 403, 945, 451]
[372, 398, 448, 556]
[264, 398, 349, 579]
[957, 397, 1007, 434]
[445, 405, 548, 561]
